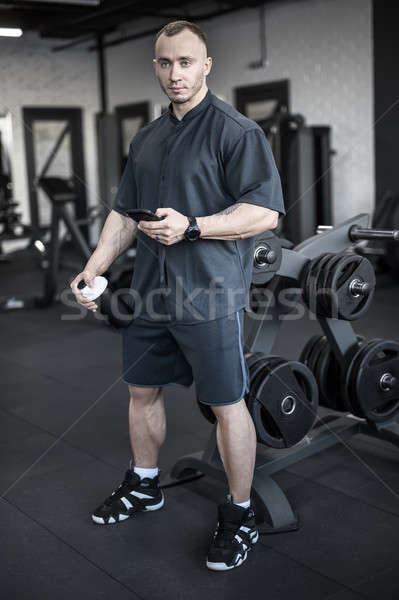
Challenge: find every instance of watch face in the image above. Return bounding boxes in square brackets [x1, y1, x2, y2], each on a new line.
[187, 227, 199, 240]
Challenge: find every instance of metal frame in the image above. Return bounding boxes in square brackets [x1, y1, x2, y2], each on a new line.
[162, 213, 399, 532]
[114, 101, 151, 174]
[23, 106, 87, 239]
[235, 79, 290, 120]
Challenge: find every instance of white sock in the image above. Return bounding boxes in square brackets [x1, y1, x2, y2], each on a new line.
[234, 499, 251, 509]
[133, 466, 159, 480]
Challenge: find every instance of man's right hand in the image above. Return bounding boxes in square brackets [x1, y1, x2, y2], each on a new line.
[70, 269, 99, 312]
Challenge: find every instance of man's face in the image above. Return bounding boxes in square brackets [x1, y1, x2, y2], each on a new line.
[153, 29, 212, 105]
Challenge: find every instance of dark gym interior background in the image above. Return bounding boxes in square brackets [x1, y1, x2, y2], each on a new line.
[1, 1, 399, 599]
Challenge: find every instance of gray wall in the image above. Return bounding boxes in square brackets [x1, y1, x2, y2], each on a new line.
[0, 0, 373, 237]
[0, 33, 99, 232]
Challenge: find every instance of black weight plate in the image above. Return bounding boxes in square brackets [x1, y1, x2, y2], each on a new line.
[315, 339, 342, 410]
[246, 352, 274, 386]
[337, 256, 375, 320]
[299, 334, 323, 366]
[311, 252, 333, 317]
[345, 339, 382, 417]
[248, 354, 280, 379]
[307, 335, 328, 376]
[346, 339, 377, 416]
[343, 338, 381, 416]
[317, 334, 364, 411]
[325, 252, 350, 318]
[305, 254, 327, 313]
[328, 255, 376, 321]
[252, 235, 282, 286]
[302, 256, 323, 308]
[310, 253, 335, 317]
[323, 253, 346, 318]
[341, 339, 368, 415]
[248, 356, 275, 413]
[300, 259, 313, 307]
[248, 356, 285, 414]
[350, 338, 385, 417]
[255, 360, 318, 447]
[299, 334, 323, 365]
[318, 253, 343, 317]
[246, 352, 265, 372]
[353, 340, 399, 423]
[253, 360, 318, 448]
[250, 355, 285, 394]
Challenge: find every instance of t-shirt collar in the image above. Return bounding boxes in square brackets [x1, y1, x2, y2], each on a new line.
[168, 88, 212, 125]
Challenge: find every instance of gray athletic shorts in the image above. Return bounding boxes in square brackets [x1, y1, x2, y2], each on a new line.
[122, 308, 250, 406]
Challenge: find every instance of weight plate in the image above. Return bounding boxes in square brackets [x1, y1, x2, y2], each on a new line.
[252, 360, 319, 448]
[299, 334, 324, 366]
[352, 339, 399, 422]
[309, 253, 334, 317]
[249, 355, 284, 394]
[302, 255, 324, 311]
[300, 258, 314, 307]
[328, 254, 376, 320]
[324, 252, 347, 315]
[347, 339, 380, 417]
[316, 334, 364, 411]
[307, 335, 327, 377]
[318, 253, 342, 317]
[246, 352, 265, 372]
[252, 234, 282, 286]
[342, 338, 382, 416]
[248, 356, 285, 414]
[314, 339, 340, 409]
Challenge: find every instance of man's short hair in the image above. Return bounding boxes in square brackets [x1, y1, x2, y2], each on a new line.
[154, 21, 208, 54]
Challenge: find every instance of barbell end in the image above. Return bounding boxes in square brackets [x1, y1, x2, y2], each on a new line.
[349, 279, 370, 297]
[379, 373, 397, 391]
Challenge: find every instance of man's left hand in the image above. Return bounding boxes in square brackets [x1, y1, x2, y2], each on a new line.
[138, 208, 189, 245]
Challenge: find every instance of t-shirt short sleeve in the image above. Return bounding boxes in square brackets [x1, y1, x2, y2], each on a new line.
[224, 128, 286, 217]
[112, 141, 138, 216]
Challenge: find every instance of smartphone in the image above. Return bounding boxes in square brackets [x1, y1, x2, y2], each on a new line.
[125, 208, 164, 222]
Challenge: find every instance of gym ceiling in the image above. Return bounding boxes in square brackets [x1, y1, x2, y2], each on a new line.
[0, 0, 304, 49]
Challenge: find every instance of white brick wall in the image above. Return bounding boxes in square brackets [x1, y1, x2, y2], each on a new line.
[0, 32, 99, 229]
[0, 0, 373, 237]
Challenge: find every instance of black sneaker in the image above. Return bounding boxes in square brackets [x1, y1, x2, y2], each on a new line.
[206, 495, 259, 571]
[92, 468, 164, 525]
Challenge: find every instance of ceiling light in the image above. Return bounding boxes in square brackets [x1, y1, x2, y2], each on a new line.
[0, 28, 23, 38]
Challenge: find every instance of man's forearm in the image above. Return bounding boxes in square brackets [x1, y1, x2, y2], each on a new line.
[85, 210, 137, 275]
[196, 202, 278, 241]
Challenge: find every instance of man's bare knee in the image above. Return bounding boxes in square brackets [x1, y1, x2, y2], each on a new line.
[128, 385, 162, 405]
[211, 398, 246, 420]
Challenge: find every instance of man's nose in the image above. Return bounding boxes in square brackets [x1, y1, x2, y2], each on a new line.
[169, 62, 182, 81]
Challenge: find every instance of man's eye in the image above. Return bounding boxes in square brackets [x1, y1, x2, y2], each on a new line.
[182, 61, 190, 66]
[160, 62, 168, 68]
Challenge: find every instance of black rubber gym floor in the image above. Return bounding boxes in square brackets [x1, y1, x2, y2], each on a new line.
[1, 257, 399, 599]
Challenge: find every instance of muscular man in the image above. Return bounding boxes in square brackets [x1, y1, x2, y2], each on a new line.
[71, 20, 285, 571]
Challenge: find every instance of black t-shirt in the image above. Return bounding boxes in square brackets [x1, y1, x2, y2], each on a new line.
[113, 88, 285, 323]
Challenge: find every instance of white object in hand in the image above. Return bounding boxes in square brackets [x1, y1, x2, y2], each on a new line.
[80, 276, 108, 301]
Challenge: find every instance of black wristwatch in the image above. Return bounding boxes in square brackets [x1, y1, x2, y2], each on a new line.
[184, 216, 201, 242]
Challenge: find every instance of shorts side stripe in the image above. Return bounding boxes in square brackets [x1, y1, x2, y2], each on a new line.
[236, 310, 249, 399]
